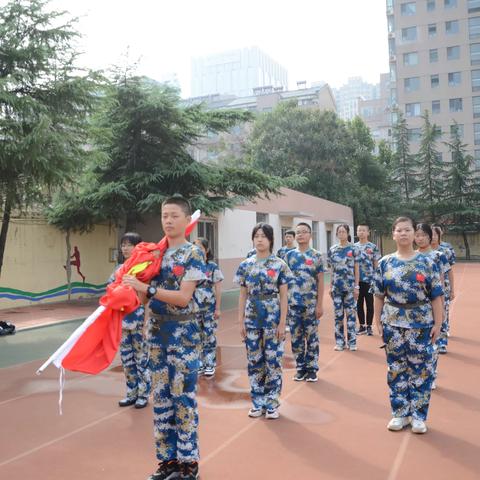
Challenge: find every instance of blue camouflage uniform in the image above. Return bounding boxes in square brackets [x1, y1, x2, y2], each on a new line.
[195, 261, 224, 371]
[277, 246, 295, 261]
[374, 253, 443, 421]
[147, 243, 206, 463]
[108, 267, 151, 402]
[437, 242, 456, 346]
[327, 244, 358, 349]
[285, 248, 325, 374]
[234, 254, 292, 410]
[246, 248, 256, 259]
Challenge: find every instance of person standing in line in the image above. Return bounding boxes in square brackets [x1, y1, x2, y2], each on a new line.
[123, 196, 206, 480]
[194, 238, 224, 378]
[285, 223, 325, 382]
[277, 230, 296, 260]
[109, 232, 151, 409]
[328, 224, 359, 351]
[354, 224, 381, 336]
[374, 217, 443, 435]
[235, 223, 292, 419]
[432, 225, 456, 352]
[414, 223, 450, 390]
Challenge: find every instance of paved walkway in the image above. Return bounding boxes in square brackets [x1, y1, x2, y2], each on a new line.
[0, 263, 479, 480]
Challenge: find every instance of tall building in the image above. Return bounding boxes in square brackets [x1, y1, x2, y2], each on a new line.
[334, 76, 379, 120]
[387, 0, 480, 167]
[191, 46, 288, 98]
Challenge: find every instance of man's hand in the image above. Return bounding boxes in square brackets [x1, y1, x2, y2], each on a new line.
[450, 289, 455, 301]
[315, 304, 324, 320]
[276, 323, 286, 342]
[354, 288, 359, 300]
[240, 325, 246, 341]
[431, 324, 441, 344]
[214, 309, 221, 319]
[122, 275, 147, 293]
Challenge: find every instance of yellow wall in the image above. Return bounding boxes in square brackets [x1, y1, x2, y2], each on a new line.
[0, 216, 118, 308]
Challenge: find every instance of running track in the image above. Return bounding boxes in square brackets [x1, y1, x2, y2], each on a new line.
[1, 263, 479, 479]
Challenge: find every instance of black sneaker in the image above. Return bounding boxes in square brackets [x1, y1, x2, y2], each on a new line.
[357, 326, 367, 335]
[366, 326, 373, 336]
[118, 397, 137, 407]
[148, 460, 179, 480]
[305, 371, 318, 382]
[179, 461, 199, 480]
[293, 369, 306, 381]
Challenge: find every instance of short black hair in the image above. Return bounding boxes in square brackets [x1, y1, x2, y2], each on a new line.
[120, 232, 142, 246]
[357, 223, 370, 229]
[196, 237, 213, 262]
[432, 224, 444, 236]
[162, 195, 191, 216]
[285, 230, 296, 237]
[252, 223, 274, 252]
[296, 222, 311, 233]
[415, 223, 433, 243]
[392, 216, 415, 231]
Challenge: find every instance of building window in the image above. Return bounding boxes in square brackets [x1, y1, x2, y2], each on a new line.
[312, 221, 319, 250]
[436, 152, 443, 163]
[445, 20, 459, 35]
[406, 102, 421, 117]
[427, 0, 436, 10]
[475, 149, 480, 168]
[403, 52, 419, 66]
[448, 72, 461, 86]
[405, 77, 420, 92]
[428, 24, 437, 37]
[444, 0, 457, 8]
[473, 96, 480, 117]
[474, 123, 480, 144]
[450, 124, 464, 137]
[256, 212, 268, 223]
[401, 2, 416, 15]
[469, 0, 480, 14]
[447, 46, 460, 60]
[471, 43, 480, 65]
[469, 17, 480, 40]
[449, 98, 463, 112]
[473, 69, 480, 90]
[429, 49, 439, 62]
[407, 128, 422, 142]
[402, 26, 417, 41]
[431, 74, 440, 88]
[432, 100, 441, 114]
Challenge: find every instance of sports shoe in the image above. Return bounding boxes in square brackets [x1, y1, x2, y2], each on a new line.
[179, 462, 199, 480]
[305, 371, 318, 382]
[438, 346, 447, 354]
[265, 408, 280, 419]
[411, 419, 427, 434]
[334, 344, 344, 351]
[135, 397, 148, 409]
[349, 345, 358, 351]
[357, 326, 367, 335]
[293, 370, 306, 381]
[203, 367, 215, 377]
[148, 460, 179, 480]
[366, 326, 373, 336]
[248, 407, 264, 418]
[431, 381, 437, 390]
[118, 397, 136, 407]
[387, 417, 411, 431]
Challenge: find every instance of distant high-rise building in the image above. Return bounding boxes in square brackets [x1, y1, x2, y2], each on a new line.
[191, 46, 288, 97]
[387, 0, 480, 167]
[334, 77, 379, 120]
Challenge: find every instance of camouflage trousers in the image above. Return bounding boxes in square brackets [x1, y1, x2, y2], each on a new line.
[120, 326, 151, 400]
[436, 299, 450, 349]
[383, 324, 435, 421]
[289, 306, 319, 373]
[245, 328, 284, 410]
[197, 310, 218, 370]
[149, 338, 200, 462]
[332, 289, 357, 348]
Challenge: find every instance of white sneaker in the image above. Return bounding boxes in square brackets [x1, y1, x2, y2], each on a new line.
[411, 419, 427, 434]
[349, 345, 358, 351]
[431, 381, 437, 390]
[387, 417, 411, 431]
[334, 345, 344, 351]
[203, 367, 215, 377]
[265, 408, 279, 419]
[248, 407, 264, 418]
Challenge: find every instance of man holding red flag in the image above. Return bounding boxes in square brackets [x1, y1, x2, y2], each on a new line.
[123, 196, 206, 480]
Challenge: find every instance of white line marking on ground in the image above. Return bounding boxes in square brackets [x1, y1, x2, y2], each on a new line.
[387, 433, 411, 480]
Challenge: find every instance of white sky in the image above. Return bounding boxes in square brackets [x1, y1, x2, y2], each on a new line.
[16, 0, 389, 96]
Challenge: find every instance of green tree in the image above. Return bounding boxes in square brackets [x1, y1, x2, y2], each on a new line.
[0, 0, 99, 276]
[441, 123, 480, 259]
[390, 110, 417, 202]
[416, 111, 445, 221]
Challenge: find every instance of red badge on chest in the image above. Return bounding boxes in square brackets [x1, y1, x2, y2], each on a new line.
[366, 248, 373, 254]
[347, 251, 353, 257]
[267, 269, 276, 277]
[206, 271, 212, 278]
[416, 273, 425, 282]
[305, 259, 313, 265]
[173, 265, 185, 276]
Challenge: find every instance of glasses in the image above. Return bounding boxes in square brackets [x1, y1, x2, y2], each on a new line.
[296, 230, 311, 235]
